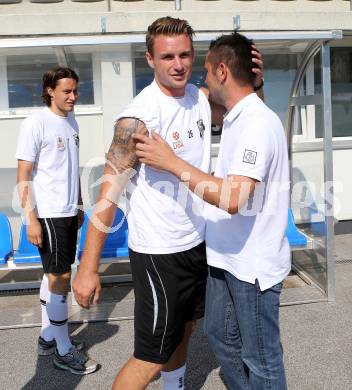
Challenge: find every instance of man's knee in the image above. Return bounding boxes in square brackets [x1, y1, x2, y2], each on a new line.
[131, 357, 163, 382]
[113, 357, 163, 389]
[47, 272, 71, 294]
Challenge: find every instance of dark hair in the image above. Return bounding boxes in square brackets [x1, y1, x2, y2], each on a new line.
[207, 32, 257, 86]
[42, 66, 79, 107]
[146, 16, 194, 56]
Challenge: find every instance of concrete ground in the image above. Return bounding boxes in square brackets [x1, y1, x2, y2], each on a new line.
[0, 234, 352, 389]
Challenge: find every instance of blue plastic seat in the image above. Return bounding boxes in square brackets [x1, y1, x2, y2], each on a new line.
[77, 208, 128, 260]
[311, 221, 326, 236]
[286, 209, 307, 247]
[0, 213, 13, 265]
[13, 223, 41, 264]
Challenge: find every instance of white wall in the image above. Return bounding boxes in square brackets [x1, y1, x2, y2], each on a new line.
[100, 45, 134, 152]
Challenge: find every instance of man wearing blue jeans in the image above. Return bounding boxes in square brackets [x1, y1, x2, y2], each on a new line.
[134, 32, 290, 389]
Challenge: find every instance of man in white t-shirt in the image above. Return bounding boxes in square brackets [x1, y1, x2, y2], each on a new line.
[134, 32, 290, 389]
[73, 17, 264, 390]
[16, 66, 98, 375]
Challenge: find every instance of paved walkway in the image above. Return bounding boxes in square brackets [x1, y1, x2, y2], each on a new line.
[1, 232, 352, 389]
[0, 261, 352, 389]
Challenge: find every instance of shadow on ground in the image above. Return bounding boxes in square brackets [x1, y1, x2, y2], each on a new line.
[185, 319, 224, 389]
[22, 322, 120, 390]
[21, 284, 133, 390]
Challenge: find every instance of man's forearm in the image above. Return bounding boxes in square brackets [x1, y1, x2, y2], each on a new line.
[17, 162, 38, 223]
[170, 157, 231, 210]
[168, 156, 255, 215]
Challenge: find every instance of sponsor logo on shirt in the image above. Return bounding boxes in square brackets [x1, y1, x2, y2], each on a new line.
[172, 131, 184, 150]
[73, 133, 79, 148]
[197, 119, 205, 138]
[56, 136, 65, 151]
[172, 131, 180, 140]
[243, 149, 257, 165]
[188, 129, 193, 139]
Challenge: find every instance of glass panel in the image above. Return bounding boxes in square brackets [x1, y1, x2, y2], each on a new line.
[264, 52, 299, 126]
[3, 46, 95, 111]
[330, 47, 352, 137]
[6, 49, 58, 109]
[65, 50, 95, 105]
[291, 48, 328, 293]
[134, 56, 153, 95]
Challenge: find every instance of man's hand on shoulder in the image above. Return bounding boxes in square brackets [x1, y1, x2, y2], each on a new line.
[72, 264, 101, 309]
[251, 44, 264, 91]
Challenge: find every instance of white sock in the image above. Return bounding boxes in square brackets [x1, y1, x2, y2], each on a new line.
[39, 275, 53, 341]
[161, 365, 186, 390]
[46, 291, 73, 356]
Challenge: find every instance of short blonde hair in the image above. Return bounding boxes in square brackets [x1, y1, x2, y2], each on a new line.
[146, 16, 194, 56]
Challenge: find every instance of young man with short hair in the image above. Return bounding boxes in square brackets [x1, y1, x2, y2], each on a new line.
[16, 66, 98, 375]
[134, 32, 290, 390]
[73, 18, 264, 389]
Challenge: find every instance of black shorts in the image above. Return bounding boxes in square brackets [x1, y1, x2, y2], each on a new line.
[129, 241, 208, 364]
[38, 216, 78, 274]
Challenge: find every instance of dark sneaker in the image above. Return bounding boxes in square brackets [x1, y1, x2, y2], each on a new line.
[37, 336, 85, 356]
[53, 347, 99, 375]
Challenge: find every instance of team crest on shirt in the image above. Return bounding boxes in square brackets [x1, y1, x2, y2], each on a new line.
[196, 119, 205, 138]
[243, 149, 257, 165]
[56, 136, 65, 151]
[73, 133, 79, 148]
[172, 131, 184, 150]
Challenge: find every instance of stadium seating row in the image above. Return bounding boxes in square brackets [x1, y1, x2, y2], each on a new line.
[0, 208, 128, 265]
[0, 209, 308, 266]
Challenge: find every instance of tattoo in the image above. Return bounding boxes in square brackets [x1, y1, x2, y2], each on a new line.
[113, 118, 140, 145]
[107, 117, 147, 174]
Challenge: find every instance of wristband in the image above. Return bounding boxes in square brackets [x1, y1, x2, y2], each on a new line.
[254, 78, 264, 91]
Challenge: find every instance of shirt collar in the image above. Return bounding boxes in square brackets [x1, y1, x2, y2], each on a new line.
[223, 93, 258, 125]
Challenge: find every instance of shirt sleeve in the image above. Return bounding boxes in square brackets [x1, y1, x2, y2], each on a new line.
[15, 116, 41, 162]
[113, 87, 160, 135]
[227, 122, 274, 182]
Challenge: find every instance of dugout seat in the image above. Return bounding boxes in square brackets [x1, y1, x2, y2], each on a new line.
[13, 223, 41, 264]
[77, 208, 128, 260]
[286, 208, 307, 247]
[0, 213, 13, 264]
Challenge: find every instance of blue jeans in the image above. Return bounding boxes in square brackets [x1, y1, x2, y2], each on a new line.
[204, 266, 287, 390]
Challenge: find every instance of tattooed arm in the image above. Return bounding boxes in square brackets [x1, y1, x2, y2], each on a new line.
[107, 117, 147, 173]
[73, 117, 147, 308]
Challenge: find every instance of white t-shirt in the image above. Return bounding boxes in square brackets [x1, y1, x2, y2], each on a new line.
[115, 80, 211, 254]
[16, 107, 80, 218]
[205, 93, 291, 291]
